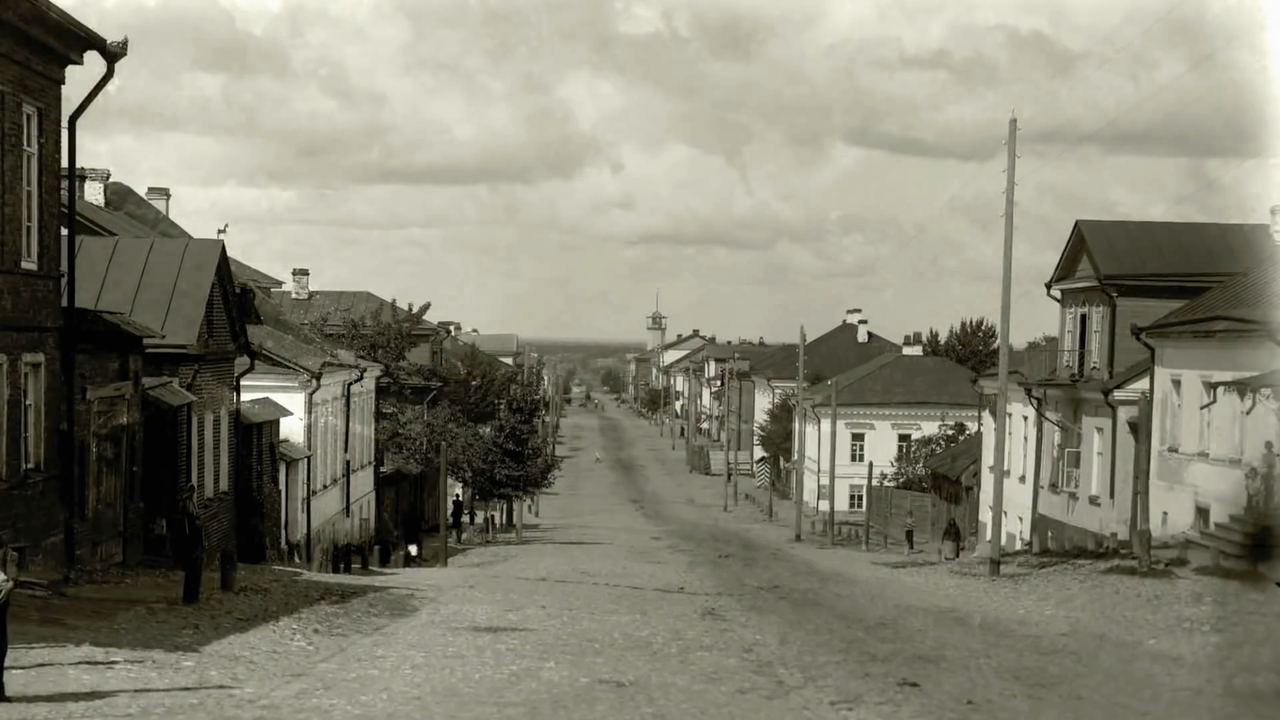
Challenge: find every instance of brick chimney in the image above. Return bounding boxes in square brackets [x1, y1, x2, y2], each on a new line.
[291, 268, 310, 300]
[902, 331, 924, 356]
[692, 328, 700, 336]
[60, 167, 111, 208]
[857, 318, 869, 343]
[145, 186, 171, 216]
[845, 308, 862, 325]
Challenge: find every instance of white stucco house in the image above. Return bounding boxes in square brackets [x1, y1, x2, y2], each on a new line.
[800, 338, 979, 513]
[1137, 258, 1280, 560]
[974, 369, 1039, 552]
[238, 293, 382, 569]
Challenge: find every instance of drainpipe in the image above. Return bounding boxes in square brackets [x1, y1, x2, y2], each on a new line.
[233, 352, 256, 554]
[63, 39, 128, 582]
[343, 365, 367, 521]
[303, 376, 322, 564]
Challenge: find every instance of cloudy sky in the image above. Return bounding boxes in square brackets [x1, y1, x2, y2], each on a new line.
[59, 0, 1277, 343]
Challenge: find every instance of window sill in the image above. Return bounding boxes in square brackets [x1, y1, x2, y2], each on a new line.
[1159, 450, 1245, 467]
[19, 259, 38, 272]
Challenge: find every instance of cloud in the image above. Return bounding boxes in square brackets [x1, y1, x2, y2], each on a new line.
[56, 0, 1278, 343]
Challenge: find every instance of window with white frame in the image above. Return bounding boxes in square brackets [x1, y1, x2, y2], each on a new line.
[896, 433, 912, 461]
[1020, 416, 1029, 480]
[204, 410, 215, 498]
[1005, 412, 1013, 473]
[1167, 377, 1183, 449]
[20, 355, 45, 470]
[848, 485, 864, 512]
[21, 104, 39, 268]
[1089, 305, 1103, 369]
[849, 432, 866, 463]
[218, 407, 229, 492]
[1199, 379, 1214, 454]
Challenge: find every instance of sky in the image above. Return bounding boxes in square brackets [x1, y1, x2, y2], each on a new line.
[58, 0, 1278, 344]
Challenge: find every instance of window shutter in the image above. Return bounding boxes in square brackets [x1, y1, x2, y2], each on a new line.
[204, 410, 215, 498]
[219, 407, 229, 492]
[1063, 307, 1076, 371]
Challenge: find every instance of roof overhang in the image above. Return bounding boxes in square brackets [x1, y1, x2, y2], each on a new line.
[141, 377, 197, 409]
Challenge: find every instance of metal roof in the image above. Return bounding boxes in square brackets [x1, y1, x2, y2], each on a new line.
[752, 323, 901, 382]
[239, 397, 293, 425]
[456, 333, 520, 355]
[66, 236, 227, 350]
[278, 440, 311, 462]
[808, 354, 978, 407]
[269, 290, 439, 333]
[1142, 256, 1280, 333]
[142, 377, 197, 409]
[1049, 220, 1272, 285]
[229, 257, 285, 289]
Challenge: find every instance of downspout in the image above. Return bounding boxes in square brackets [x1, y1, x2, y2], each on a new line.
[233, 351, 256, 554]
[1131, 323, 1157, 545]
[1026, 386, 1044, 550]
[303, 376, 322, 564]
[343, 365, 367, 520]
[63, 39, 128, 582]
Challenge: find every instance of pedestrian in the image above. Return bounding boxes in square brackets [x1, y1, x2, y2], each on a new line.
[173, 493, 205, 604]
[467, 505, 478, 544]
[904, 509, 917, 555]
[941, 518, 962, 561]
[0, 536, 16, 702]
[450, 494, 465, 544]
[594, 451, 602, 464]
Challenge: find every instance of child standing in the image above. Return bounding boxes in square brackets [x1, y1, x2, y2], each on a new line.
[903, 510, 917, 555]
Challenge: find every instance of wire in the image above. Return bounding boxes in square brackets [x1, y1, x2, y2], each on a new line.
[877, 0, 1226, 256]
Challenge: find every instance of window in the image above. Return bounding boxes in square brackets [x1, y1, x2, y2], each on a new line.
[20, 355, 45, 470]
[218, 407, 229, 492]
[1089, 305, 1103, 369]
[1168, 377, 1183, 449]
[896, 433, 912, 461]
[1063, 306, 1077, 372]
[1091, 426, 1104, 496]
[316, 403, 328, 489]
[331, 401, 342, 483]
[1199, 379, 1213, 454]
[1004, 412, 1013, 473]
[21, 104, 39, 268]
[848, 486, 864, 512]
[817, 483, 829, 501]
[204, 410, 215, 498]
[1020, 416, 1029, 480]
[1074, 308, 1089, 373]
[849, 432, 866, 463]
[1234, 390, 1247, 457]
[190, 412, 199, 492]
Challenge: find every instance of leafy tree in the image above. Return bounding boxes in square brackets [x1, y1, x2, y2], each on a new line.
[922, 328, 944, 356]
[923, 317, 998, 374]
[887, 422, 972, 492]
[755, 395, 794, 461]
[639, 387, 667, 414]
[558, 366, 578, 396]
[316, 299, 432, 377]
[599, 366, 624, 394]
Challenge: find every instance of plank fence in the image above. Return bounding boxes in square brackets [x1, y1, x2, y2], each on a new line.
[867, 486, 972, 547]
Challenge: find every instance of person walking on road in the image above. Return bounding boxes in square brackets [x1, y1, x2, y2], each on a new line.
[466, 505, 478, 544]
[594, 451, 602, 464]
[1, 536, 20, 702]
[904, 509, 917, 555]
[450, 494, 465, 544]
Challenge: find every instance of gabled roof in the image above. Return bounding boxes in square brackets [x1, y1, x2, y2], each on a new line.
[1140, 256, 1280, 336]
[443, 335, 511, 371]
[752, 322, 900, 382]
[924, 433, 982, 481]
[1047, 220, 1272, 287]
[229, 257, 285, 290]
[456, 332, 520, 355]
[243, 285, 359, 376]
[636, 333, 709, 361]
[103, 182, 191, 239]
[1104, 358, 1152, 393]
[269, 290, 439, 335]
[698, 343, 778, 362]
[808, 354, 978, 407]
[65, 236, 232, 350]
[62, 198, 156, 238]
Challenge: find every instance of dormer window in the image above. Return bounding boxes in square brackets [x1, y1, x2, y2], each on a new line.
[1062, 302, 1107, 375]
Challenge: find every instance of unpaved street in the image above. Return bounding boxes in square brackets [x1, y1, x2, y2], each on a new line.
[4, 407, 1276, 719]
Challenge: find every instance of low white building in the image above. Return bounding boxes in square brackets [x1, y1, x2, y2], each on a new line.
[974, 370, 1040, 552]
[801, 338, 979, 513]
[1138, 259, 1280, 549]
[239, 307, 382, 568]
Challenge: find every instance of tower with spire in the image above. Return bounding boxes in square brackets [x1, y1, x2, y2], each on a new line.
[646, 290, 668, 351]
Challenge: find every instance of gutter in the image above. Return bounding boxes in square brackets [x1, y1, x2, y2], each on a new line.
[303, 376, 322, 564]
[62, 37, 128, 583]
[343, 365, 367, 521]
[232, 351, 256, 547]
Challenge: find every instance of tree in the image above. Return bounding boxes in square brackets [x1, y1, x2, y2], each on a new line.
[639, 387, 666, 414]
[755, 396, 794, 460]
[922, 328, 944, 357]
[599, 366, 624, 394]
[923, 317, 999, 375]
[887, 422, 972, 492]
[317, 299, 432, 374]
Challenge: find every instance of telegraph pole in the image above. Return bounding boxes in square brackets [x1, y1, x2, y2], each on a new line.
[827, 382, 837, 545]
[793, 326, 807, 542]
[723, 363, 731, 512]
[988, 112, 1019, 577]
[733, 351, 741, 507]
[669, 365, 677, 451]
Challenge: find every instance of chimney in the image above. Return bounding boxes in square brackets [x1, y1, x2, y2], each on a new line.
[83, 168, 110, 207]
[708, 334, 717, 343]
[903, 331, 924, 356]
[845, 308, 863, 325]
[145, 186, 171, 216]
[692, 328, 700, 336]
[60, 168, 87, 202]
[856, 318, 869, 343]
[1271, 205, 1280, 244]
[291, 268, 311, 300]
[676, 333, 684, 340]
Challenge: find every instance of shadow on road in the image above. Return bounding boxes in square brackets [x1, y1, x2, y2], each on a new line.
[9, 684, 239, 704]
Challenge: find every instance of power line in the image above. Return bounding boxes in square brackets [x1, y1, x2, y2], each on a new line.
[879, 0, 1222, 257]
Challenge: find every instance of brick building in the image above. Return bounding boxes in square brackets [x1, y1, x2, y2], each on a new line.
[1, 0, 124, 570]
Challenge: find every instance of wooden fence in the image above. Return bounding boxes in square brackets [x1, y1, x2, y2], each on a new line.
[867, 485, 973, 547]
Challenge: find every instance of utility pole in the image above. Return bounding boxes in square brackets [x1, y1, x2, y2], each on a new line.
[723, 363, 731, 512]
[827, 382, 837, 545]
[685, 367, 693, 454]
[733, 352, 741, 507]
[1135, 393, 1153, 569]
[438, 441, 448, 568]
[670, 366, 677, 451]
[988, 112, 1019, 577]
[793, 326, 807, 542]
